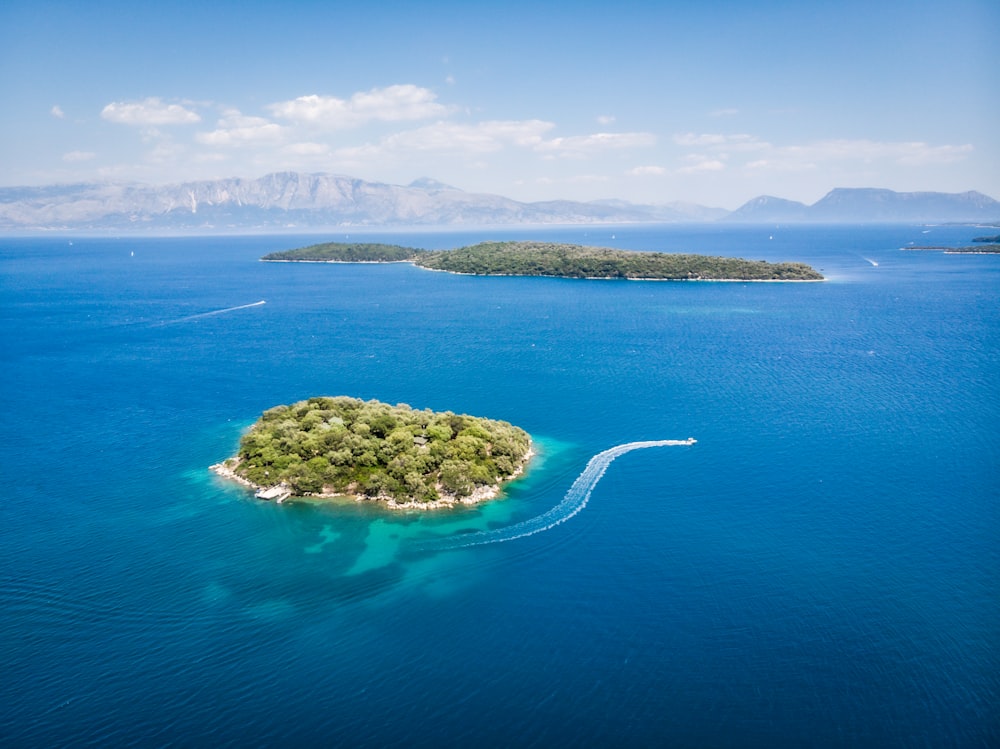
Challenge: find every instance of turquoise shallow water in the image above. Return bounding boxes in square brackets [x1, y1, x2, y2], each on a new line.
[1, 225, 997, 747]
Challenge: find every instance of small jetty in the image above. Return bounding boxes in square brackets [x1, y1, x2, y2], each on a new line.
[255, 484, 292, 503]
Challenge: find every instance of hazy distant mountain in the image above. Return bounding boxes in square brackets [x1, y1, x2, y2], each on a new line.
[589, 198, 729, 222]
[0, 172, 724, 232]
[722, 195, 810, 223]
[406, 177, 461, 192]
[1, 175, 995, 231]
[727, 188, 1000, 223]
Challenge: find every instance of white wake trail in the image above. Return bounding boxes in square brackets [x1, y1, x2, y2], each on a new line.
[157, 300, 266, 325]
[420, 438, 695, 551]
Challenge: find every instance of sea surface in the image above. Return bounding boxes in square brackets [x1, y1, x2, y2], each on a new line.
[1, 225, 997, 748]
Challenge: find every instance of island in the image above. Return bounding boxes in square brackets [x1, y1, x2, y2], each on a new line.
[261, 240, 825, 281]
[946, 244, 1000, 254]
[263, 242, 420, 263]
[902, 244, 1000, 254]
[211, 396, 533, 509]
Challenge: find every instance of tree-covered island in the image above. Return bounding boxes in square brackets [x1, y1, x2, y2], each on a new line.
[263, 242, 420, 262]
[261, 240, 825, 281]
[211, 397, 533, 509]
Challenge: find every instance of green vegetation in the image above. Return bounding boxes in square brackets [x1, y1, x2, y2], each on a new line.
[223, 397, 532, 504]
[972, 235, 1000, 243]
[416, 241, 824, 280]
[262, 240, 824, 280]
[262, 242, 423, 262]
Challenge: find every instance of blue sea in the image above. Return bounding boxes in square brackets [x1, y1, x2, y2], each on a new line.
[1, 225, 997, 748]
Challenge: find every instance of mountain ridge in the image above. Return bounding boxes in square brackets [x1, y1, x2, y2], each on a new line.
[726, 187, 999, 223]
[0, 172, 996, 231]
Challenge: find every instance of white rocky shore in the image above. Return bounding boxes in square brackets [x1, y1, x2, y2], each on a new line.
[210, 445, 534, 511]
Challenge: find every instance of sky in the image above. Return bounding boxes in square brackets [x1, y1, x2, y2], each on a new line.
[1, 0, 997, 209]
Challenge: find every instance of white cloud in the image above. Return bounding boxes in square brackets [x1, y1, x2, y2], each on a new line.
[146, 140, 187, 164]
[51, 105, 65, 119]
[282, 142, 330, 156]
[895, 142, 973, 165]
[378, 119, 556, 154]
[626, 165, 666, 176]
[597, 115, 616, 125]
[536, 131, 656, 156]
[673, 132, 760, 148]
[62, 150, 95, 162]
[101, 97, 201, 125]
[742, 139, 973, 171]
[808, 139, 972, 165]
[268, 85, 450, 128]
[196, 113, 284, 147]
[745, 158, 814, 172]
[673, 132, 974, 178]
[710, 108, 739, 117]
[678, 158, 727, 174]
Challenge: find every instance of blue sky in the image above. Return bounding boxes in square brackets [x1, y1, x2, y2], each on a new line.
[1, 0, 997, 208]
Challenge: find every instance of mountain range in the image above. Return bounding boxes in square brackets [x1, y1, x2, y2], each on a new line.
[0, 172, 996, 231]
[724, 188, 1000, 224]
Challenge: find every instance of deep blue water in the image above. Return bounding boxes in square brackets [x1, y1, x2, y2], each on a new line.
[1, 225, 997, 747]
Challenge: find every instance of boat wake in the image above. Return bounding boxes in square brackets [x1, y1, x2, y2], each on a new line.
[418, 439, 695, 551]
[157, 300, 266, 326]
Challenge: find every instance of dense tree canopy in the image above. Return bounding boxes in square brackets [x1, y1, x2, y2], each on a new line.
[417, 241, 824, 280]
[262, 242, 423, 262]
[224, 397, 532, 503]
[261, 240, 824, 280]
[951, 243, 1000, 253]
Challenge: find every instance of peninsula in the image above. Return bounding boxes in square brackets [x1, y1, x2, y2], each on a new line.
[261, 240, 825, 281]
[211, 397, 533, 509]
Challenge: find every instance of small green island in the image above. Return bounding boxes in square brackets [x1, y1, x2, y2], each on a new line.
[211, 397, 533, 509]
[262, 240, 825, 281]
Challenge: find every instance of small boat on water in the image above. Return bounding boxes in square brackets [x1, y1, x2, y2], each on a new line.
[255, 484, 292, 503]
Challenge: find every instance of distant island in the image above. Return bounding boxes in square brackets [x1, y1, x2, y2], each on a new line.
[262, 240, 825, 281]
[902, 244, 1000, 254]
[211, 397, 533, 509]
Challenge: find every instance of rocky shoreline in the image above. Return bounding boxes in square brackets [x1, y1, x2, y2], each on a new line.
[210, 444, 535, 511]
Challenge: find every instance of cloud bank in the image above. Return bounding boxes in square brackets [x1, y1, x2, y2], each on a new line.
[101, 98, 201, 126]
[73, 83, 983, 207]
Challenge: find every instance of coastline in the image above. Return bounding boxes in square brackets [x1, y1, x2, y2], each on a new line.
[260, 242, 824, 281]
[260, 259, 415, 264]
[411, 263, 825, 282]
[210, 443, 536, 511]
